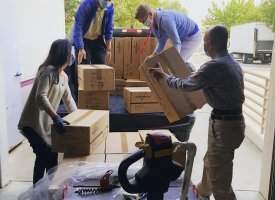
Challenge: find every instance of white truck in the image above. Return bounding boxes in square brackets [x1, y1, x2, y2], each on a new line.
[229, 22, 274, 64]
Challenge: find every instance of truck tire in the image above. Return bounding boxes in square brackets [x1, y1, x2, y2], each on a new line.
[242, 54, 253, 64]
[261, 54, 271, 64]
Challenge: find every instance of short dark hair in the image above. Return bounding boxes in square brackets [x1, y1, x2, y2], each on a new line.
[208, 25, 228, 51]
[135, 4, 152, 19]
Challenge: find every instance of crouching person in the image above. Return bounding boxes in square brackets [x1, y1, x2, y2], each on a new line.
[18, 39, 77, 185]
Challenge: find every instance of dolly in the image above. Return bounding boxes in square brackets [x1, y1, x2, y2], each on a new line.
[118, 132, 197, 200]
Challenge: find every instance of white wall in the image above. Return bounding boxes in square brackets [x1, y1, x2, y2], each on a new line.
[0, 0, 65, 187]
[260, 39, 275, 199]
[16, 0, 66, 82]
[0, 0, 19, 187]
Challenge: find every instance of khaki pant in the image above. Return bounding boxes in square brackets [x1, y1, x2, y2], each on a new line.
[198, 117, 245, 200]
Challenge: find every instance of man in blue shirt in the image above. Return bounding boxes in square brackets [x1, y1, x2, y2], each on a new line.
[150, 25, 245, 200]
[135, 4, 202, 62]
[67, 0, 114, 101]
[73, 0, 114, 65]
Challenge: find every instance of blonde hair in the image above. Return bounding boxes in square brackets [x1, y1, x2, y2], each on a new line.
[135, 4, 152, 19]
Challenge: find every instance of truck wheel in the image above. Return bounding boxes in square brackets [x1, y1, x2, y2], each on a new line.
[242, 54, 248, 63]
[261, 55, 271, 64]
[261, 59, 271, 64]
[242, 54, 253, 64]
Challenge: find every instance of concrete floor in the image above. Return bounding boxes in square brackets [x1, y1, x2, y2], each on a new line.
[0, 104, 265, 200]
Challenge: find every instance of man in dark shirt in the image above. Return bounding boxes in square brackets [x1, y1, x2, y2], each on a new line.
[150, 25, 245, 200]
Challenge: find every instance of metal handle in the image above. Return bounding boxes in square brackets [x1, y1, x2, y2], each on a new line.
[14, 72, 22, 77]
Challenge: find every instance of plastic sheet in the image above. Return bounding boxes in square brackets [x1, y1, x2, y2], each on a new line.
[18, 162, 142, 200]
[18, 167, 57, 200]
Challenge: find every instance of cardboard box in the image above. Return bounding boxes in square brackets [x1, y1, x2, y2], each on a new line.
[78, 64, 115, 91]
[126, 79, 147, 87]
[139, 37, 157, 81]
[139, 47, 206, 122]
[124, 87, 157, 104]
[48, 154, 105, 200]
[110, 79, 126, 95]
[123, 37, 143, 79]
[78, 90, 109, 110]
[123, 87, 162, 113]
[105, 132, 141, 154]
[140, 37, 157, 66]
[126, 103, 162, 113]
[113, 38, 124, 79]
[51, 110, 109, 155]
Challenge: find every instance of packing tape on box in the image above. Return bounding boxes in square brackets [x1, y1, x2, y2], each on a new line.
[121, 132, 128, 153]
[70, 110, 94, 125]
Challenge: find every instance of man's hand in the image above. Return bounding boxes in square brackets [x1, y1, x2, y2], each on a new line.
[149, 62, 166, 80]
[145, 52, 157, 61]
[78, 48, 86, 64]
[106, 51, 112, 64]
[52, 115, 70, 134]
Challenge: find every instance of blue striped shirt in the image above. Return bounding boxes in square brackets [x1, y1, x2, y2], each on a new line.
[165, 51, 245, 110]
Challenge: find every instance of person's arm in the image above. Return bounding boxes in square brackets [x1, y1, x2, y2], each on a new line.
[73, 0, 91, 50]
[154, 37, 168, 54]
[104, 5, 114, 42]
[35, 70, 58, 119]
[161, 16, 181, 53]
[150, 63, 211, 92]
[165, 65, 211, 91]
[105, 39, 112, 63]
[62, 73, 77, 113]
[36, 70, 71, 134]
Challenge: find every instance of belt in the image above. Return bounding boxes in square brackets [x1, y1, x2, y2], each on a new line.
[211, 113, 243, 121]
[212, 107, 242, 115]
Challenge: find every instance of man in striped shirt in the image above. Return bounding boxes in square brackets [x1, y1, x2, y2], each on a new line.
[150, 25, 245, 200]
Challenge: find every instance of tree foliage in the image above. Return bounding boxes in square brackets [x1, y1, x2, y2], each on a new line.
[258, 0, 275, 31]
[202, 0, 275, 33]
[65, 0, 82, 34]
[202, 0, 260, 33]
[65, 0, 187, 34]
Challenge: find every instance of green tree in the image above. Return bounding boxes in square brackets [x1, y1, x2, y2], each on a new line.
[112, 0, 187, 28]
[65, 0, 81, 34]
[202, 0, 261, 33]
[258, 0, 275, 31]
[65, 0, 187, 34]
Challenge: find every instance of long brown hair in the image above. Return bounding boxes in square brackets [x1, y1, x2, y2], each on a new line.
[39, 39, 72, 84]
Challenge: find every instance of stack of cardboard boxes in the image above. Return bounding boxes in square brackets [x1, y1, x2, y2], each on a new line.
[109, 37, 158, 95]
[77, 64, 115, 110]
[108, 37, 174, 115]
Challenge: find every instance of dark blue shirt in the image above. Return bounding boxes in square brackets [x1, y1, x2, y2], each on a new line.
[165, 51, 245, 110]
[73, 0, 114, 49]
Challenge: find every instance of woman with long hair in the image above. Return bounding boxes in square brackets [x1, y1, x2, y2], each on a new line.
[18, 39, 77, 185]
